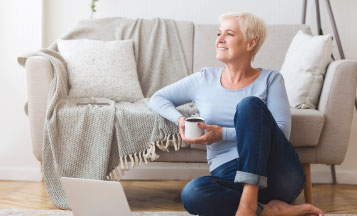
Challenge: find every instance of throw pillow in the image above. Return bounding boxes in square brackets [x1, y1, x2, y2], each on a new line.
[280, 30, 332, 109]
[57, 39, 144, 102]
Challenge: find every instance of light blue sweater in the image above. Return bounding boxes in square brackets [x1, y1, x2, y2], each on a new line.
[148, 67, 291, 171]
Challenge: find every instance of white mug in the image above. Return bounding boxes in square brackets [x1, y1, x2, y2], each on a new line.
[185, 117, 205, 139]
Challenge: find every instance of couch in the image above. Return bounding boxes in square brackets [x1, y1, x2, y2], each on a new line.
[24, 20, 357, 204]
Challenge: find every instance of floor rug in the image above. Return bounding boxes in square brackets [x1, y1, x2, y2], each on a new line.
[0, 209, 356, 216]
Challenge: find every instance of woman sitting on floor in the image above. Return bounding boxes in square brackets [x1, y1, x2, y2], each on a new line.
[149, 12, 324, 216]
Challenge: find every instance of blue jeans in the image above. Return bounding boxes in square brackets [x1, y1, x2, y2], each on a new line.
[181, 96, 305, 216]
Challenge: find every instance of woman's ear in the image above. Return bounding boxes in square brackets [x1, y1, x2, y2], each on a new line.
[247, 37, 257, 52]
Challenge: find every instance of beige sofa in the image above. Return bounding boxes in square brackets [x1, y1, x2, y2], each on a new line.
[25, 21, 357, 204]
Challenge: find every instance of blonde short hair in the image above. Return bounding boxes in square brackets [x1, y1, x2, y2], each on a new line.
[219, 12, 267, 59]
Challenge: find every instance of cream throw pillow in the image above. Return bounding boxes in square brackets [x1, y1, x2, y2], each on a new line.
[57, 39, 144, 102]
[280, 31, 332, 109]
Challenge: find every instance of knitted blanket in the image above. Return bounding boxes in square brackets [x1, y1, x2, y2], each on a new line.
[18, 18, 198, 209]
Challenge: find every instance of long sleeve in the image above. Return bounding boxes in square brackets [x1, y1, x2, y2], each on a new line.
[148, 71, 203, 125]
[266, 73, 291, 139]
[222, 127, 236, 142]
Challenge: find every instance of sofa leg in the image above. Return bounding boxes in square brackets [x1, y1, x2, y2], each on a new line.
[303, 164, 312, 204]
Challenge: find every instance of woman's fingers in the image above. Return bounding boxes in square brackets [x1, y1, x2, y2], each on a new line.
[180, 122, 222, 144]
[183, 134, 209, 145]
[179, 123, 185, 139]
[197, 122, 210, 130]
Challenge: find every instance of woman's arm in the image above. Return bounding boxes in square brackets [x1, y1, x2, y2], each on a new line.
[266, 72, 292, 139]
[222, 127, 236, 142]
[148, 70, 203, 125]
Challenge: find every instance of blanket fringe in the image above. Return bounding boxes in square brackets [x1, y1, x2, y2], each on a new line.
[106, 133, 185, 181]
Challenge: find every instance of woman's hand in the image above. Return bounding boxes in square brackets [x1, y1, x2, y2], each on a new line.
[178, 116, 186, 140]
[178, 116, 223, 145]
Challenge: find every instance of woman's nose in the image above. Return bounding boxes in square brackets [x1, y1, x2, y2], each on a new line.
[217, 35, 225, 43]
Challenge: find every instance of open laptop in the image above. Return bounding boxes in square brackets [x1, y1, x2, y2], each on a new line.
[60, 177, 131, 216]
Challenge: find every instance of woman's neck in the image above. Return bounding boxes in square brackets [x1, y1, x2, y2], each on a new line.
[220, 59, 262, 90]
[224, 62, 257, 85]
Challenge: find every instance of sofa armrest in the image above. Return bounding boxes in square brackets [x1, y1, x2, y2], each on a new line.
[313, 60, 357, 164]
[26, 56, 54, 162]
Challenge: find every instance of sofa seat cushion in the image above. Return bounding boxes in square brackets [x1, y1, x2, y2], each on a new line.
[155, 147, 207, 163]
[289, 108, 324, 147]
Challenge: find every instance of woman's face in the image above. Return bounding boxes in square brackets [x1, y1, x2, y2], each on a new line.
[215, 18, 249, 64]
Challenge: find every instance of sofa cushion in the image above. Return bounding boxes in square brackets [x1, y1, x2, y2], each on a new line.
[57, 39, 144, 102]
[193, 24, 311, 73]
[280, 31, 333, 109]
[176, 21, 194, 74]
[156, 147, 207, 163]
[193, 24, 224, 73]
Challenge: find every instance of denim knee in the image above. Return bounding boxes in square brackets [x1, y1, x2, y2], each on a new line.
[236, 96, 264, 112]
[181, 176, 218, 215]
[181, 178, 201, 214]
[234, 96, 265, 124]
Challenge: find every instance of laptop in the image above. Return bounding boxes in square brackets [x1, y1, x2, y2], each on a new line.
[60, 177, 131, 216]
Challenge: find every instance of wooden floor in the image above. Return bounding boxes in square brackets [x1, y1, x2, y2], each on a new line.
[0, 180, 357, 214]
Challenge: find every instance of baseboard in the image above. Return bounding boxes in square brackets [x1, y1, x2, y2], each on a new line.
[0, 167, 42, 181]
[333, 169, 357, 185]
[311, 164, 357, 185]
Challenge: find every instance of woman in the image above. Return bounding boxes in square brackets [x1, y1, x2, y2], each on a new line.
[149, 12, 324, 216]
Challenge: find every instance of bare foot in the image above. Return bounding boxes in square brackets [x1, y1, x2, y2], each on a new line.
[261, 200, 324, 216]
[235, 203, 257, 216]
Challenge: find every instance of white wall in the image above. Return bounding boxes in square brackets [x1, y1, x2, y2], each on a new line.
[0, 0, 43, 181]
[44, 0, 357, 60]
[1, 0, 356, 183]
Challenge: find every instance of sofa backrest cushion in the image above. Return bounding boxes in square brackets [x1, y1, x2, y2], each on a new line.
[176, 21, 194, 74]
[193, 24, 312, 73]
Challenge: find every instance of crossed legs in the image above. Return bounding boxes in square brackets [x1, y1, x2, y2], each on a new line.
[181, 97, 323, 216]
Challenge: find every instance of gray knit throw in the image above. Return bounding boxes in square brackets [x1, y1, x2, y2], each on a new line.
[18, 18, 198, 209]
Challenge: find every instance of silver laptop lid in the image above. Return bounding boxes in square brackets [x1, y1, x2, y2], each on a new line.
[60, 177, 131, 216]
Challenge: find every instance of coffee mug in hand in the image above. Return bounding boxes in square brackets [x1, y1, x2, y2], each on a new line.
[185, 117, 205, 139]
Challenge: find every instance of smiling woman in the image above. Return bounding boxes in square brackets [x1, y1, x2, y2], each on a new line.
[215, 13, 267, 91]
[149, 12, 324, 216]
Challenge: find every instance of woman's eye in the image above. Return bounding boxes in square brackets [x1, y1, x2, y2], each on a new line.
[228, 33, 233, 36]
[217, 33, 221, 36]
